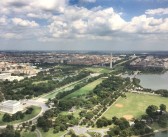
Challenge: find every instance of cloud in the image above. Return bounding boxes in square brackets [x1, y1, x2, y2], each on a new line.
[0, 0, 168, 42]
[48, 7, 168, 40]
[31, 0, 68, 11]
[145, 8, 168, 15]
[48, 7, 126, 39]
[80, 0, 96, 3]
[0, 16, 8, 25]
[12, 18, 39, 27]
[0, 33, 22, 39]
[27, 13, 52, 19]
[0, 0, 68, 16]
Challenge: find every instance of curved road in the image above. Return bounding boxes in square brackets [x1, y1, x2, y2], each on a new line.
[36, 129, 42, 137]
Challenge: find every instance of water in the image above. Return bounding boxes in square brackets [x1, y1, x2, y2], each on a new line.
[144, 131, 168, 137]
[135, 72, 168, 90]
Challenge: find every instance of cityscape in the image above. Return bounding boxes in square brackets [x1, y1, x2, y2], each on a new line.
[0, 0, 168, 137]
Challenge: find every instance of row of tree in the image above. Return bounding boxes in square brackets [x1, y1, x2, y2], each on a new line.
[0, 68, 90, 100]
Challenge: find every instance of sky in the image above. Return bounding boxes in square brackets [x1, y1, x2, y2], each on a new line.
[0, 0, 168, 51]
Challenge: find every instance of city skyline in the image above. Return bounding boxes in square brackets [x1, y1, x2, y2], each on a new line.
[0, 0, 168, 51]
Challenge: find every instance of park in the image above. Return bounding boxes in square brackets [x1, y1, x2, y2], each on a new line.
[103, 92, 168, 120]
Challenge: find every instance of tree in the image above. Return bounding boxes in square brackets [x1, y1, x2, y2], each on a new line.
[146, 105, 158, 118]
[96, 117, 110, 128]
[2, 113, 11, 122]
[0, 125, 20, 137]
[0, 91, 4, 102]
[158, 115, 167, 128]
[31, 125, 36, 132]
[160, 104, 166, 112]
[53, 126, 60, 133]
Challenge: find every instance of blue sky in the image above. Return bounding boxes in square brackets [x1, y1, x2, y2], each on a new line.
[0, 0, 168, 51]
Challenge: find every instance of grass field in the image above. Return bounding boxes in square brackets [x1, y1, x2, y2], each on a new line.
[33, 80, 48, 85]
[64, 78, 103, 99]
[43, 77, 89, 99]
[103, 93, 168, 120]
[21, 131, 36, 137]
[40, 128, 67, 137]
[86, 67, 111, 73]
[60, 108, 83, 118]
[0, 106, 41, 125]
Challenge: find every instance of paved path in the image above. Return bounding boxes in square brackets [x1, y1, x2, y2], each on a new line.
[94, 96, 121, 124]
[88, 128, 109, 136]
[35, 129, 42, 137]
[69, 126, 91, 137]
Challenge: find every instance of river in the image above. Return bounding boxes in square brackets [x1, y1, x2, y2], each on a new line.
[135, 72, 168, 90]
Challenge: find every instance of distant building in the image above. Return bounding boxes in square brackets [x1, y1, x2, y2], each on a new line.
[110, 53, 113, 69]
[0, 100, 23, 114]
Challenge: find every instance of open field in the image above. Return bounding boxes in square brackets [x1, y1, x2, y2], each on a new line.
[0, 106, 41, 125]
[103, 93, 168, 120]
[21, 131, 36, 137]
[40, 128, 67, 137]
[33, 80, 48, 85]
[60, 108, 83, 118]
[63, 78, 103, 99]
[86, 67, 111, 73]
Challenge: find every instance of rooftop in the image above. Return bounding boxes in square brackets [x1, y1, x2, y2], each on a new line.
[1, 100, 20, 106]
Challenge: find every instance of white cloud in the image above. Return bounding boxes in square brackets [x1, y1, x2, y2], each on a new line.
[0, 16, 8, 25]
[0, 0, 68, 18]
[49, 7, 126, 39]
[0, 0, 168, 42]
[124, 15, 168, 33]
[80, 0, 96, 3]
[12, 18, 39, 27]
[30, 0, 68, 11]
[0, 33, 21, 39]
[145, 8, 168, 15]
[27, 13, 52, 19]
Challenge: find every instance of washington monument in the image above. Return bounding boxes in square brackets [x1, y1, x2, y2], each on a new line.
[110, 53, 112, 69]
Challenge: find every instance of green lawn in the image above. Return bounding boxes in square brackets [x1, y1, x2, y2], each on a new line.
[0, 106, 41, 125]
[64, 78, 103, 99]
[33, 80, 48, 85]
[60, 108, 83, 118]
[103, 93, 168, 120]
[40, 128, 67, 137]
[86, 67, 111, 73]
[21, 131, 36, 137]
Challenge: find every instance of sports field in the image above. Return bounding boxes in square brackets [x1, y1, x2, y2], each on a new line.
[64, 78, 103, 99]
[103, 93, 168, 120]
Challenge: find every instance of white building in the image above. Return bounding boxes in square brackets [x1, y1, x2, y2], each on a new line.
[0, 100, 23, 114]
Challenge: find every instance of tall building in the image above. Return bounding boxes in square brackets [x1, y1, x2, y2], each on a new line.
[110, 53, 113, 69]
